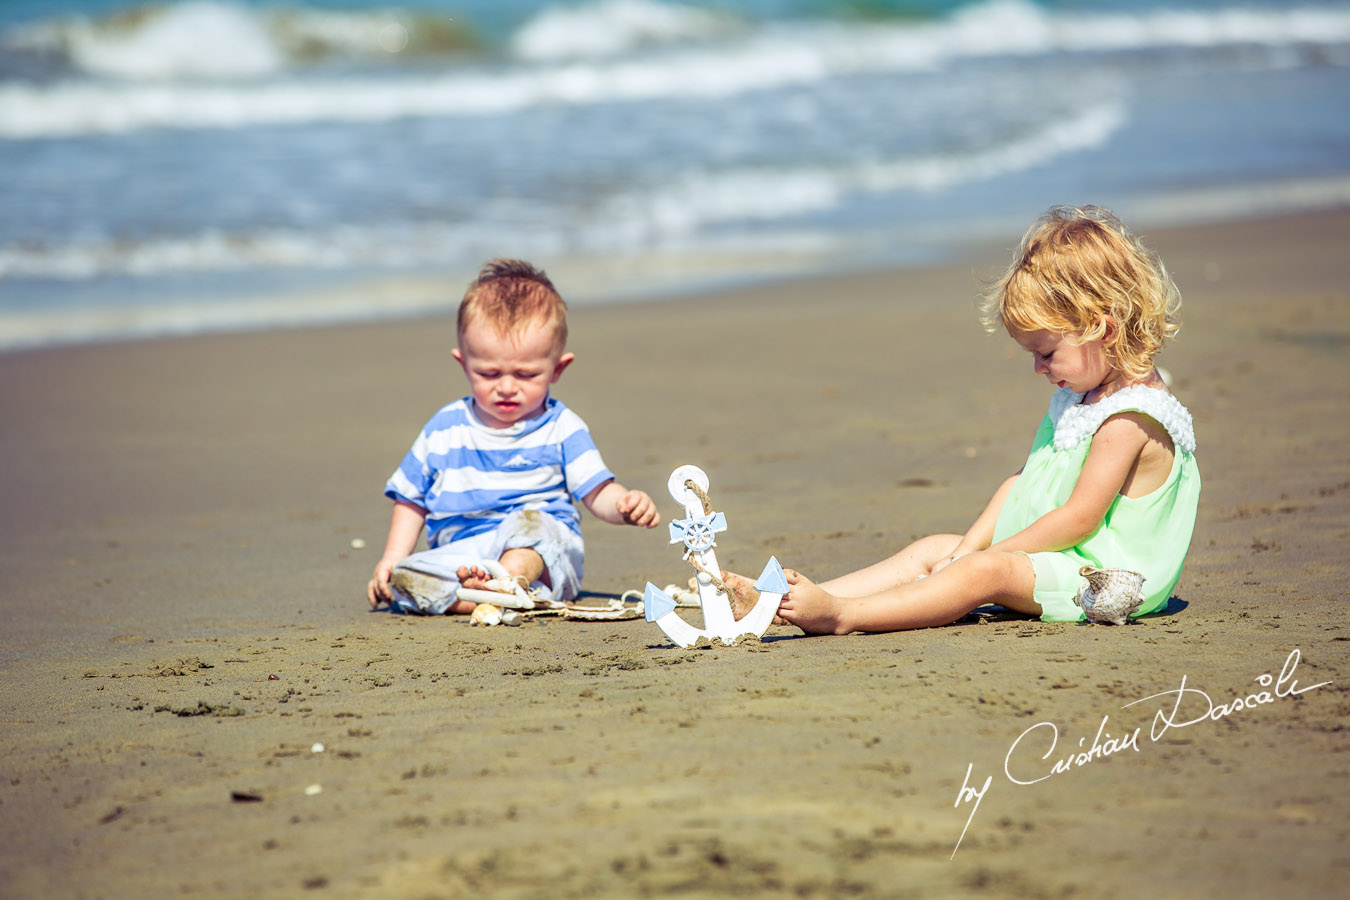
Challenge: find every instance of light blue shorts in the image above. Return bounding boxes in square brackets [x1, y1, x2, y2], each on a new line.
[388, 510, 585, 615]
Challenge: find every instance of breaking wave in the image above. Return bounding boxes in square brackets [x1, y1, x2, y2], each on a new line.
[0, 100, 1125, 281]
[2, 0, 1349, 138]
[1, 0, 476, 81]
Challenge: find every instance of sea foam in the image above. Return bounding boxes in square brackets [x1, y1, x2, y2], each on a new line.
[2, 0, 1348, 139]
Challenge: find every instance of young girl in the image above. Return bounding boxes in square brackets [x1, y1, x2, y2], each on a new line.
[772, 206, 1201, 634]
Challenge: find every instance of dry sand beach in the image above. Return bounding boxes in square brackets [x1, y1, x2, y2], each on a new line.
[1, 209, 1347, 898]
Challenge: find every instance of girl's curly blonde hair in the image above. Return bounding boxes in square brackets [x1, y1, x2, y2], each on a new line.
[981, 206, 1181, 381]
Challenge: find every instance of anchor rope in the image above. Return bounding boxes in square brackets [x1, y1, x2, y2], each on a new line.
[688, 556, 731, 597]
[684, 479, 713, 515]
[681, 478, 734, 596]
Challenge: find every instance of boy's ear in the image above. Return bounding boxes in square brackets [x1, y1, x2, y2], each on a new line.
[551, 352, 575, 382]
[451, 347, 465, 366]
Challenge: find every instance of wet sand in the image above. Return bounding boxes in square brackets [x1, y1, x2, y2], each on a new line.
[1, 208, 1347, 898]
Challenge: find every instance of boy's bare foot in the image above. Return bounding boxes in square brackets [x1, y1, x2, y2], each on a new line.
[456, 564, 493, 591]
[777, 569, 851, 635]
[457, 548, 549, 595]
[721, 571, 787, 625]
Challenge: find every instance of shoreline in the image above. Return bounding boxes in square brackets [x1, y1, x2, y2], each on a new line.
[1, 207, 1347, 897]
[6, 197, 1350, 358]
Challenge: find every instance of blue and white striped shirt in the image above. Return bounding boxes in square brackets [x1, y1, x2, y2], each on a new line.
[384, 396, 614, 548]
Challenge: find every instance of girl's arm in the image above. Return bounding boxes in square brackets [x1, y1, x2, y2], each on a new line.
[952, 471, 1022, 556]
[988, 413, 1151, 555]
[582, 480, 662, 528]
[367, 500, 427, 607]
[925, 471, 1020, 576]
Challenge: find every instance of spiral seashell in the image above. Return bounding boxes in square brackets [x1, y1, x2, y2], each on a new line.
[1072, 565, 1146, 625]
[469, 603, 503, 626]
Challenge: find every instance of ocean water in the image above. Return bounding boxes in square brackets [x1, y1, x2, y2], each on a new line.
[2, 0, 1349, 350]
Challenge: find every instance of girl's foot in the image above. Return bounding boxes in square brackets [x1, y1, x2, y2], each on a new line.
[720, 571, 787, 625]
[777, 569, 851, 635]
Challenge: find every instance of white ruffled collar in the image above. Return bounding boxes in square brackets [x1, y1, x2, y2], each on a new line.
[1049, 385, 1196, 453]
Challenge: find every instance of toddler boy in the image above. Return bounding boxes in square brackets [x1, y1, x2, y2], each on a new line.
[366, 259, 660, 614]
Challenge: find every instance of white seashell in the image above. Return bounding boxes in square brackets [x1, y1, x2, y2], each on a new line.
[349, 538, 366, 550]
[304, 784, 322, 796]
[458, 571, 557, 609]
[668, 583, 701, 607]
[470, 603, 503, 626]
[1072, 565, 1146, 625]
[311, 742, 325, 754]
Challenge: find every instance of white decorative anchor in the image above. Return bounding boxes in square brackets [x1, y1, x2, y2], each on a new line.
[643, 465, 788, 648]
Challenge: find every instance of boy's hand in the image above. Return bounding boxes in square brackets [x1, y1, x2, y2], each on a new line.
[368, 501, 427, 608]
[617, 490, 661, 528]
[367, 556, 399, 608]
[582, 481, 661, 528]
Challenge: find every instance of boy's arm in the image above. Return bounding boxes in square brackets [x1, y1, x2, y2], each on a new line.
[367, 500, 427, 607]
[582, 479, 661, 528]
[987, 414, 1149, 556]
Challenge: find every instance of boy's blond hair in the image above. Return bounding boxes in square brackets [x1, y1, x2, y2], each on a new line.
[458, 258, 568, 351]
[983, 206, 1181, 381]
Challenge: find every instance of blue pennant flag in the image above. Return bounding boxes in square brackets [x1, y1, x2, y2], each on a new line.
[754, 556, 789, 595]
[644, 583, 678, 622]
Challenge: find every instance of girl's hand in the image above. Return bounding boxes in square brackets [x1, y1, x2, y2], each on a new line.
[616, 490, 661, 528]
[930, 551, 967, 576]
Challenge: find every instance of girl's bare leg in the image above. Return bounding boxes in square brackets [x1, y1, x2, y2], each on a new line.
[720, 534, 962, 626]
[778, 551, 1040, 635]
[820, 534, 963, 597]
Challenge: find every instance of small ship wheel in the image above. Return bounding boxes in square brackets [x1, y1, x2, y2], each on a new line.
[681, 520, 717, 551]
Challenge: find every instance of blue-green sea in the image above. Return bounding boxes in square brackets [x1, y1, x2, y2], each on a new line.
[3, 0, 1349, 349]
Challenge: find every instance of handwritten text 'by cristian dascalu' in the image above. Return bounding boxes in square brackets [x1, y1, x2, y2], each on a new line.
[950, 648, 1332, 858]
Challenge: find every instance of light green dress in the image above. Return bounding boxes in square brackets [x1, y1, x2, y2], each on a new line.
[992, 386, 1201, 622]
